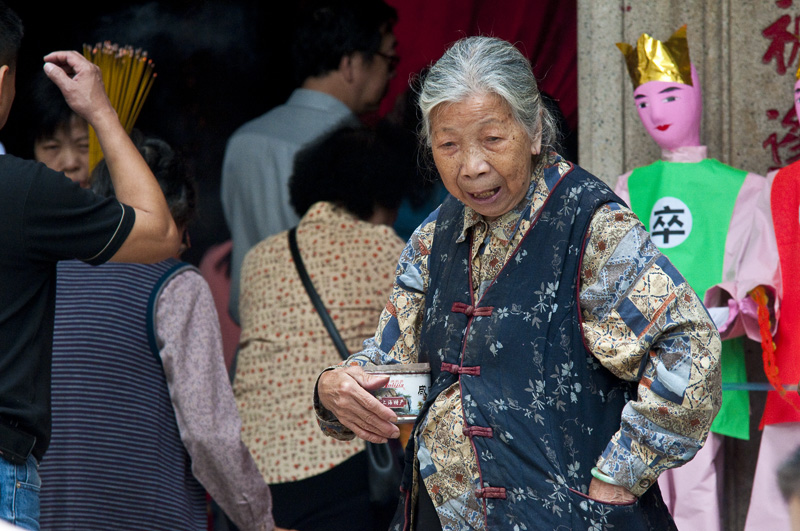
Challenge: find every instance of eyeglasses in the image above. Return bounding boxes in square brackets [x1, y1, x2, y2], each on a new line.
[375, 51, 400, 72]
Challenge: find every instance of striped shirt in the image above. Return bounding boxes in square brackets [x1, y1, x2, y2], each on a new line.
[41, 259, 275, 531]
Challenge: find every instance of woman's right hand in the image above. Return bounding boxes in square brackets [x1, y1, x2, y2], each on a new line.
[318, 366, 400, 443]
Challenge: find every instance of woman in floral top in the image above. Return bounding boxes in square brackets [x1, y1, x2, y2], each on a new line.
[316, 36, 721, 530]
[234, 125, 414, 530]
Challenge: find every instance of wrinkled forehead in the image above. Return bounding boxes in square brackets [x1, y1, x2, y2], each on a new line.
[633, 79, 696, 99]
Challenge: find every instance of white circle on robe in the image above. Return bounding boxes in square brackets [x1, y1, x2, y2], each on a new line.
[649, 196, 693, 249]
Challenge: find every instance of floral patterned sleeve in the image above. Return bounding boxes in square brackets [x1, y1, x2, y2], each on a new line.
[580, 203, 722, 496]
[314, 209, 438, 439]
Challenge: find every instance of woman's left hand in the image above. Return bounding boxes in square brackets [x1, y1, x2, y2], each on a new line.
[318, 365, 400, 443]
[587, 478, 637, 504]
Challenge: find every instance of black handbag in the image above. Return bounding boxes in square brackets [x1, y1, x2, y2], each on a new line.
[288, 227, 403, 507]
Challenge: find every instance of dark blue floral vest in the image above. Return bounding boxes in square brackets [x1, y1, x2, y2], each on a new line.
[393, 163, 676, 530]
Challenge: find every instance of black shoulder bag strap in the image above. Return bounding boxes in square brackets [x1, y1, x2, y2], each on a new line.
[288, 227, 350, 360]
[288, 226, 403, 508]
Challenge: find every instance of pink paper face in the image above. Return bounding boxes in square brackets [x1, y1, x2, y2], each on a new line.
[633, 65, 702, 151]
[794, 78, 800, 122]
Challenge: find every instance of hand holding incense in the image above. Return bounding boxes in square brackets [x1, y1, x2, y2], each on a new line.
[42, 50, 115, 125]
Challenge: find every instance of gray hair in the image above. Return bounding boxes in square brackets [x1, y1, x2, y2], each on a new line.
[417, 36, 559, 166]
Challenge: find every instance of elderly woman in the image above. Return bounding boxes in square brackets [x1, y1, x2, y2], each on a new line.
[315, 36, 721, 530]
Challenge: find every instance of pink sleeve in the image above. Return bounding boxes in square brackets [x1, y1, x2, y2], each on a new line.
[156, 269, 275, 531]
[705, 171, 780, 341]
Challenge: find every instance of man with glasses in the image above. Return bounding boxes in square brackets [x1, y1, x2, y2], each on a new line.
[221, 0, 399, 326]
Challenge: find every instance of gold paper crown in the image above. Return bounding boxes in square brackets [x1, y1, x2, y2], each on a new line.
[795, 56, 800, 80]
[616, 25, 692, 89]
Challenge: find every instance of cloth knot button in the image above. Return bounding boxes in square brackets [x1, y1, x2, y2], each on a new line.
[451, 302, 494, 317]
[440, 362, 481, 376]
[463, 426, 493, 438]
[475, 487, 507, 499]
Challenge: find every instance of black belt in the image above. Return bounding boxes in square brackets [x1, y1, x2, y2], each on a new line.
[0, 417, 36, 465]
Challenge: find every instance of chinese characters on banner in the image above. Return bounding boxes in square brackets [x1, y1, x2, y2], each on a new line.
[763, 0, 800, 170]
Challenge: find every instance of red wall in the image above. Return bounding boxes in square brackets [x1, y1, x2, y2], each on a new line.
[382, 0, 578, 131]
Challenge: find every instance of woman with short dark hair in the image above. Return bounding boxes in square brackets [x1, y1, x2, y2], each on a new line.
[233, 124, 414, 530]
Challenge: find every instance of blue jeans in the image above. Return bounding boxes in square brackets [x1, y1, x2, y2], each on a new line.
[0, 455, 40, 530]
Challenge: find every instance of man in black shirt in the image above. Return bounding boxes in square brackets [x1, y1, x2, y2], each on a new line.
[0, 4, 180, 529]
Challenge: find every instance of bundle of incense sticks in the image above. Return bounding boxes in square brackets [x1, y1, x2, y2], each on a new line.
[82, 41, 157, 172]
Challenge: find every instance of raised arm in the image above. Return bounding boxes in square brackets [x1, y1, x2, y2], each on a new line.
[43, 50, 179, 263]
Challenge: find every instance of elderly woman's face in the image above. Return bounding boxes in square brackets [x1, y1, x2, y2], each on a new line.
[430, 93, 539, 221]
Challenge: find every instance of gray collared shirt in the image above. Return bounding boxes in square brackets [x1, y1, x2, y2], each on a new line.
[221, 88, 359, 324]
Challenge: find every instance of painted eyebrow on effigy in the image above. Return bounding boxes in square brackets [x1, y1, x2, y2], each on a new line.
[634, 86, 683, 100]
